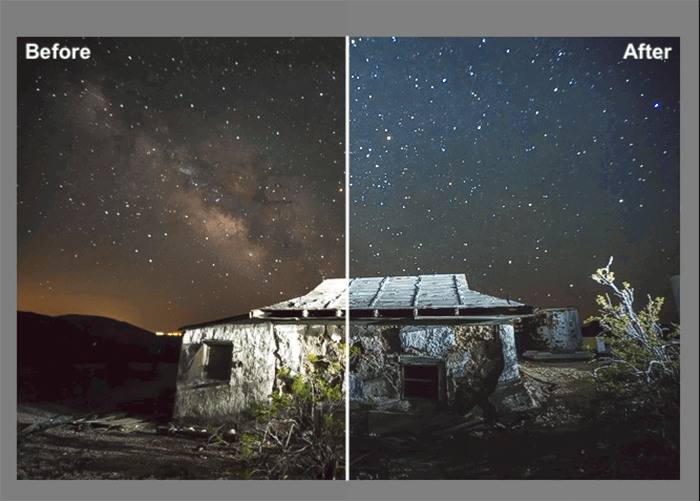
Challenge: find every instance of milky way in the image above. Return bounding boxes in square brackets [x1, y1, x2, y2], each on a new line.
[349, 37, 680, 323]
[17, 38, 345, 331]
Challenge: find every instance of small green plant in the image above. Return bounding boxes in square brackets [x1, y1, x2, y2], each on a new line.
[205, 423, 226, 447]
[239, 432, 258, 459]
[251, 389, 293, 423]
[349, 343, 362, 358]
[236, 469, 252, 480]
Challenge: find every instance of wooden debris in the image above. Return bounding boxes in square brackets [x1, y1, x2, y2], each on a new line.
[522, 350, 592, 361]
[18, 414, 77, 438]
[431, 416, 485, 436]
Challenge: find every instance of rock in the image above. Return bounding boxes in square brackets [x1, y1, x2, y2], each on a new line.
[399, 326, 455, 357]
[349, 374, 366, 401]
[488, 379, 540, 421]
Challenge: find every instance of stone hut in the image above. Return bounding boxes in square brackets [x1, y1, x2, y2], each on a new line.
[348, 274, 538, 427]
[173, 278, 347, 424]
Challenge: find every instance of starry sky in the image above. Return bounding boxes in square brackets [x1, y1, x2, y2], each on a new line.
[17, 37, 345, 332]
[349, 37, 680, 324]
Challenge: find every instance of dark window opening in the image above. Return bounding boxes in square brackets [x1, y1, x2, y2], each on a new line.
[205, 343, 232, 381]
[403, 364, 440, 400]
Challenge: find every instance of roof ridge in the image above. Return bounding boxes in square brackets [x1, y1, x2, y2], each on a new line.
[411, 275, 423, 307]
[368, 276, 389, 308]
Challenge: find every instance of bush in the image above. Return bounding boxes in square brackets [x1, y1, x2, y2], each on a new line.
[587, 257, 679, 391]
[586, 257, 680, 458]
[237, 338, 346, 479]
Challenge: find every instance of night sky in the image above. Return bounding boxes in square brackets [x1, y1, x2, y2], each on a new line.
[17, 37, 345, 332]
[16, 37, 683, 333]
[349, 37, 680, 324]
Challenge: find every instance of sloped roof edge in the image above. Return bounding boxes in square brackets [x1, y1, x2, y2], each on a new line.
[179, 274, 533, 327]
[251, 274, 530, 319]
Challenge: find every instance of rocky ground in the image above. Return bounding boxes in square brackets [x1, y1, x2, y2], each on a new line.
[17, 401, 346, 480]
[16, 357, 678, 480]
[17, 402, 253, 480]
[17, 384, 345, 481]
[350, 358, 680, 480]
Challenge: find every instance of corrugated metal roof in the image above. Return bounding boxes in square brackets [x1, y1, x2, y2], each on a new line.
[348, 274, 531, 318]
[250, 278, 348, 319]
[350, 274, 471, 309]
[250, 273, 531, 319]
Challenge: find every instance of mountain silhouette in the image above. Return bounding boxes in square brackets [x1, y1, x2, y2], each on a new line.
[18, 311, 180, 365]
[17, 311, 181, 403]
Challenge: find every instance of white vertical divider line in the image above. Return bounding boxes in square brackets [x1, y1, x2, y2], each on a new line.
[344, 35, 351, 482]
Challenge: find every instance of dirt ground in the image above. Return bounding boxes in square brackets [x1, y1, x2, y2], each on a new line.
[16, 358, 678, 480]
[17, 381, 344, 481]
[350, 358, 680, 480]
[17, 402, 251, 480]
[16, 358, 594, 480]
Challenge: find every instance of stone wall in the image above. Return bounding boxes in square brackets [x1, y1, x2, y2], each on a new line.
[173, 321, 343, 424]
[349, 322, 517, 415]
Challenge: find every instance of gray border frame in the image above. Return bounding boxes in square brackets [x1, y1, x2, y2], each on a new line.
[2, 1, 698, 501]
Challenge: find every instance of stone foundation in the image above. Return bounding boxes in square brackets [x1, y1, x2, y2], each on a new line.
[350, 322, 529, 416]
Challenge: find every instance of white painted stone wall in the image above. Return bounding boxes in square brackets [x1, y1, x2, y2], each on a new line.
[497, 324, 520, 386]
[535, 308, 583, 351]
[399, 325, 455, 357]
[174, 321, 341, 424]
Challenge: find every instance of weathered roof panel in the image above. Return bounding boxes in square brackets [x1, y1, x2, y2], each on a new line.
[250, 278, 348, 318]
[251, 273, 531, 319]
[348, 274, 531, 318]
[349, 274, 523, 309]
[185, 273, 532, 326]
